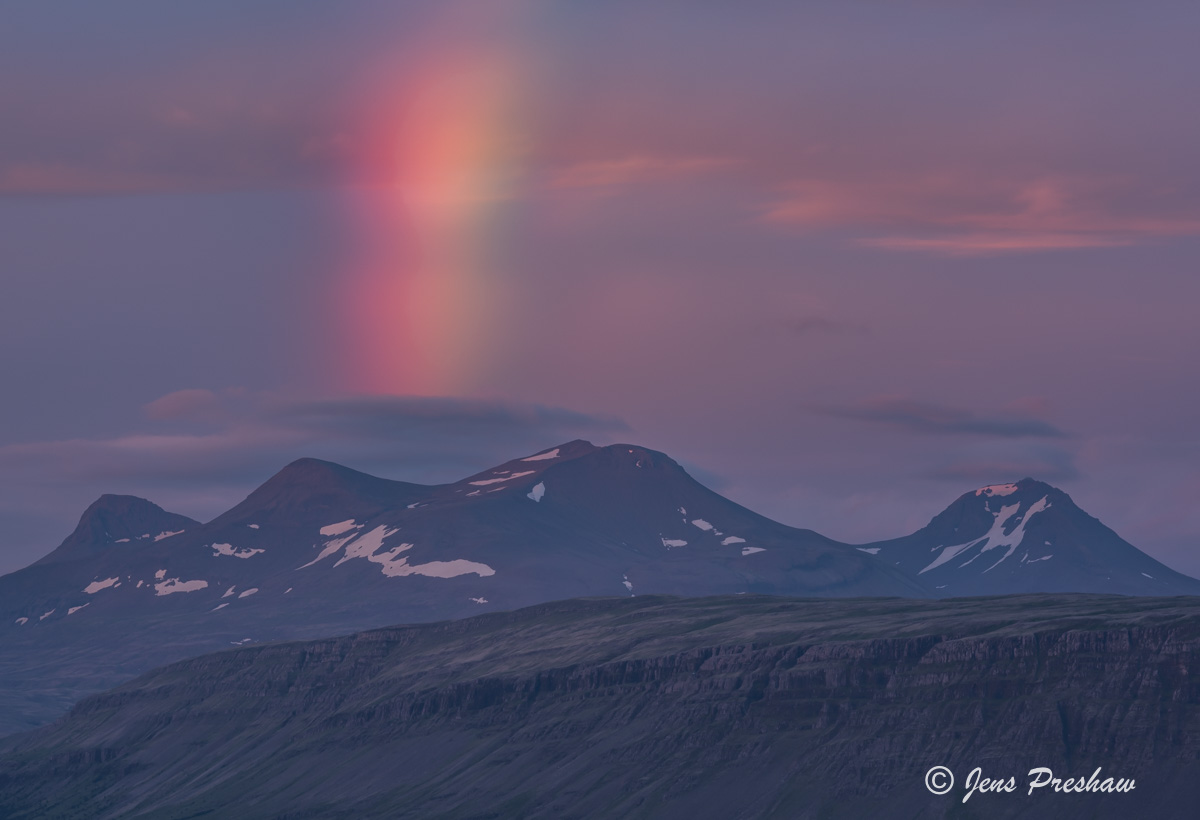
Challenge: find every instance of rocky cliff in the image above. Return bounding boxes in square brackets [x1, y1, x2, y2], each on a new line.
[2, 594, 1200, 818]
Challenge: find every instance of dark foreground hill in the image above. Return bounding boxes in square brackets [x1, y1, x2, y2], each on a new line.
[3, 594, 1200, 819]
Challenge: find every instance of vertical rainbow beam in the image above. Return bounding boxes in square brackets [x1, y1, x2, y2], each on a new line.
[342, 19, 532, 397]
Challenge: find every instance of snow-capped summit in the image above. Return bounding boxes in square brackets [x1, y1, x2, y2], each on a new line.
[974, 483, 1019, 497]
[858, 477, 1200, 596]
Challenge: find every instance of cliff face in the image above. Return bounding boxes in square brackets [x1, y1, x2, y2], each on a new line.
[3, 594, 1200, 819]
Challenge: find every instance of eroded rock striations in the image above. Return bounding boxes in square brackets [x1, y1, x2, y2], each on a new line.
[2, 594, 1200, 819]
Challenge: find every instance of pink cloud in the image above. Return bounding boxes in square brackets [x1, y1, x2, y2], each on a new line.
[857, 233, 1134, 255]
[0, 163, 187, 196]
[549, 155, 738, 190]
[143, 389, 233, 424]
[764, 176, 1200, 254]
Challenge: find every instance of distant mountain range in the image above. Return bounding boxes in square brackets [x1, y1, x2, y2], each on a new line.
[1, 439, 1197, 734]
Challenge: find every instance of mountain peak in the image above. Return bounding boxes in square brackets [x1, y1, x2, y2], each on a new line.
[35, 495, 199, 566]
[969, 477, 1066, 502]
[518, 439, 600, 462]
[553, 439, 598, 453]
[89, 493, 158, 511]
[273, 457, 362, 481]
[214, 457, 425, 523]
[861, 476, 1200, 596]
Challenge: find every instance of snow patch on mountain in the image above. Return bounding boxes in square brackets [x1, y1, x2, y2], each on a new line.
[721, 536, 746, 545]
[67, 604, 89, 616]
[742, 547, 766, 556]
[661, 538, 688, 548]
[153, 530, 184, 542]
[154, 578, 208, 596]
[355, 553, 494, 578]
[222, 586, 237, 598]
[238, 588, 258, 598]
[211, 543, 265, 559]
[84, 577, 120, 594]
[298, 533, 358, 569]
[40, 610, 55, 621]
[691, 519, 713, 531]
[528, 482, 546, 502]
[383, 557, 495, 579]
[470, 470, 535, 486]
[14, 617, 28, 625]
[306, 523, 496, 579]
[521, 448, 560, 462]
[857, 547, 881, 555]
[319, 519, 359, 537]
[922, 497, 1051, 575]
[975, 484, 1019, 497]
[335, 525, 400, 566]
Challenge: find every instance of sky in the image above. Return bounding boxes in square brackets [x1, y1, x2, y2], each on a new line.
[3, 1, 1200, 576]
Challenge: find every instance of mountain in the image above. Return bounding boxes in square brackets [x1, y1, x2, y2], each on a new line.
[33, 495, 200, 566]
[5, 446, 1199, 737]
[858, 478, 1200, 597]
[3, 594, 1199, 819]
[0, 440, 924, 734]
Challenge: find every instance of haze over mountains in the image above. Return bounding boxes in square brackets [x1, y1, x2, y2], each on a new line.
[2, 439, 1197, 735]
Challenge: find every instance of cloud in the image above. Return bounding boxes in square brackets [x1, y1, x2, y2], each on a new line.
[764, 176, 1200, 255]
[143, 388, 235, 424]
[857, 232, 1133, 255]
[550, 155, 738, 191]
[820, 396, 1066, 438]
[926, 445, 1080, 483]
[0, 163, 191, 197]
[0, 392, 628, 487]
[269, 395, 626, 438]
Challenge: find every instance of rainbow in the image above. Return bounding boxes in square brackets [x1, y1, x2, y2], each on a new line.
[336, 6, 535, 397]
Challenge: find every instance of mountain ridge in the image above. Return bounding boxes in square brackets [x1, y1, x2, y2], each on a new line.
[0, 440, 921, 734]
[2, 440, 1198, 735]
